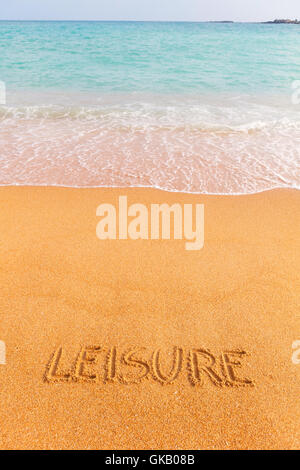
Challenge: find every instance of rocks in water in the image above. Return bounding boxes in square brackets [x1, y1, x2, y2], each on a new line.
[263, 19, 300, 24]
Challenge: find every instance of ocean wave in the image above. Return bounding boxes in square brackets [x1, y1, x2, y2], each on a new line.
[0, 100, 299, 194]
[0, 102, 299, 131]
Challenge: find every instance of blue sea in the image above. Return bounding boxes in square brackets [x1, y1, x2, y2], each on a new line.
[0, 21, 299, 193]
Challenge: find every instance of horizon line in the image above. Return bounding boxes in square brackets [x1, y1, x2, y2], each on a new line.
[0, 19, 289, 23]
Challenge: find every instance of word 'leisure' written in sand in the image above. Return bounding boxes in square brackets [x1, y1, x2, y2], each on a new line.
[96, 196, 204, 251]
[45, 346, 254, 387]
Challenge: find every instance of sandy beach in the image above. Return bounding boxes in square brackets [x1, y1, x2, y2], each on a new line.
[0, 186, 299, 449]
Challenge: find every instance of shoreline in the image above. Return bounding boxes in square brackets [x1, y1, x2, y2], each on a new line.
[0, 184, 298, 197]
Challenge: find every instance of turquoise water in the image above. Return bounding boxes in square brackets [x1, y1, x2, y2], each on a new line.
[0, 21, 299, 193]
[0, 21, 299, 94]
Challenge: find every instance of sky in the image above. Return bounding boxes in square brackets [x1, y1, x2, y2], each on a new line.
[0, 0, 299, 22]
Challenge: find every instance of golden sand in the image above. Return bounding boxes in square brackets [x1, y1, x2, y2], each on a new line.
[0, 186, 299, 450]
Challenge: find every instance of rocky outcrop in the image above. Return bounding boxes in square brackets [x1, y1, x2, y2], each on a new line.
[263, 19, 300, 24]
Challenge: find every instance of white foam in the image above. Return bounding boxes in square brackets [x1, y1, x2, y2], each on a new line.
[0, 92, 299, 194]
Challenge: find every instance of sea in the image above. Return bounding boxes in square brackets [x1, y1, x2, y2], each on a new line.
[0, 21, 299, 193]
